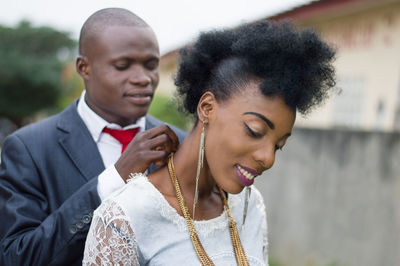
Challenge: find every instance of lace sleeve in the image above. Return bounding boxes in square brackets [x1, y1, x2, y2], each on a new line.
[83, 199, 139, 266]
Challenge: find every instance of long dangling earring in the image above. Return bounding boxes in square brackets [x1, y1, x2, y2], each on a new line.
[193, 122, 205, 219]
[241, 186, 251, 239]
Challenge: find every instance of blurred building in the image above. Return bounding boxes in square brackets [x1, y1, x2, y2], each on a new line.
[158, 0, 400, 132]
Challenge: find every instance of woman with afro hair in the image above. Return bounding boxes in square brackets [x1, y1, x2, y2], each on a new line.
[83, 20, 336, 266]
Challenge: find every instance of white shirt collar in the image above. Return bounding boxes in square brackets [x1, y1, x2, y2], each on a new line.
[77, 90, 146, 142]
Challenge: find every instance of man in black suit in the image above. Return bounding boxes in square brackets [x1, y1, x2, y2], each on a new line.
[0, 8, 186, 265]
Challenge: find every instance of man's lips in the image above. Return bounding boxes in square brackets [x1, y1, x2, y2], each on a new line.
[124, 92, 153, 105]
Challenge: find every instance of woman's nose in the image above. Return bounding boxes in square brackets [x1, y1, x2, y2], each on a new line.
[253, 147, 275, 172]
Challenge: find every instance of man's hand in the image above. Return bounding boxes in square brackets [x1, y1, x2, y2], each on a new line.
[115, 124, 179, 182]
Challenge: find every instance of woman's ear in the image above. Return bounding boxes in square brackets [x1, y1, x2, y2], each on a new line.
[197, 91, 217, 123]
[76, 56, 90, 80]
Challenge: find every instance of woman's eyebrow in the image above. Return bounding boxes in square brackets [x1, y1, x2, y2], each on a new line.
[243, 112, 274, 129]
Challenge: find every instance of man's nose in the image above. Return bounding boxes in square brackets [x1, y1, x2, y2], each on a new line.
[129, 66, 151, 86]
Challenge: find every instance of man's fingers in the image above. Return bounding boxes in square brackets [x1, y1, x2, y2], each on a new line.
[141, 124, 179, 148]
[117, 149, 169, 178]
[161, 126, 179, 148]
[147, 133, 178, 153]
[141, 124, 169, 138]
[141, 150, 169, 165]
[118, 125, 180, 178]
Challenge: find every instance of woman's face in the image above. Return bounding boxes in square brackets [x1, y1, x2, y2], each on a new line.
[203, 82, 295, 194]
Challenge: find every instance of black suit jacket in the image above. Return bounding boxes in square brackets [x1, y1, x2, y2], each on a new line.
[0, 99, 186, 265]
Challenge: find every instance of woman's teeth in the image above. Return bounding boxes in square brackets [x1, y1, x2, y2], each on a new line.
[237, 165, 256, 180]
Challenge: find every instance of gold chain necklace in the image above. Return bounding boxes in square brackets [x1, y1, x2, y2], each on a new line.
[167, 154, 249, 266]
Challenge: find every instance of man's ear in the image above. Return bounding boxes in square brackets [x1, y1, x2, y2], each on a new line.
[76, 56, 90, 80]
[197, 91, 217, 123]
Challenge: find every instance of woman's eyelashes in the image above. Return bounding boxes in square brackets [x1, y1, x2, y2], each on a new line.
[275, 145, 283, 151]
[244, 122, 284, 151]
[244, 123, 263, 139]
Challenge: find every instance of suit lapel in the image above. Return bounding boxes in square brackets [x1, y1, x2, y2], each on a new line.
[145, 114, 158, 130]
[57, 100, 105, 181]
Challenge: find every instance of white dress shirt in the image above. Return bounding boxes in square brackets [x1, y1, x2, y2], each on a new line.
[77, 90, 146, 201]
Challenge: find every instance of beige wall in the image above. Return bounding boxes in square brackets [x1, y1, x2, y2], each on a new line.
[296, 1, 400, 132]
[156, 52, 179, 97]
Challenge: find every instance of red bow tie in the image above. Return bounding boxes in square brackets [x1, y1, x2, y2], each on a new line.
[103, 127, 139, 153]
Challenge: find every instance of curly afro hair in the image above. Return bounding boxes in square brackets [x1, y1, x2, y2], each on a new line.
[175, 20, 336, 116]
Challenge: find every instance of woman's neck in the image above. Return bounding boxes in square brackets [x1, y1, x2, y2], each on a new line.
[148, 125, 223, 220]
[172, 128, 216, 200]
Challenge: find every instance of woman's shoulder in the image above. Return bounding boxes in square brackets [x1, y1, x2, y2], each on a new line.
[250, 186, 266, 209]
[97, 173, 160, 218]
[232, 186, 265, 207]
[109, 173, 151, 199]
[229, 185, 266, 219]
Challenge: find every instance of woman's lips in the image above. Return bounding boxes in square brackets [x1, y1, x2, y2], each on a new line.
[238, 164, 260, 176]
[235, 165, 259, 187]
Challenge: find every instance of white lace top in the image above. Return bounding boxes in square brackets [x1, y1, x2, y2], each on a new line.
[83, 173, 268, 265]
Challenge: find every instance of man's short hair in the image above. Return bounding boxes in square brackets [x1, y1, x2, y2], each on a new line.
[79, 8, 149, 55]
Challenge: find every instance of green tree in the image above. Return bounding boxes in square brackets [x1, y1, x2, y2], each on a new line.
[149, 94, 192, 131]
[0, 21, 76, 127]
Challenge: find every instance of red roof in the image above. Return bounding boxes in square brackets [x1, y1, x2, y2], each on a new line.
[269, 0, 381, 22]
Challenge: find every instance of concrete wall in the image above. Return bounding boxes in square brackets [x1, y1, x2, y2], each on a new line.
[255, 128, 400, 266]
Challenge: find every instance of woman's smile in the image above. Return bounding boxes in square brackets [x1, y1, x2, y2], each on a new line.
[235, 164, 259, 186]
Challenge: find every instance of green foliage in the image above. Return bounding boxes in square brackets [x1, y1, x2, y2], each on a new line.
[326, 261, 347, 266]
[57, 64, 85, 111]
[269, 256, 283, 266]
[267, 256, 347, 266]
[0, 21, 76, 126]
[149, 94, 192, 131]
